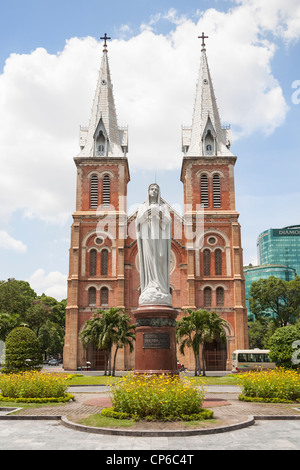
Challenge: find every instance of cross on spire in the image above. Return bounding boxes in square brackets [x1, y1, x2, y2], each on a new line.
[198, 32, 208, 50]
[100, 33, 111, 51]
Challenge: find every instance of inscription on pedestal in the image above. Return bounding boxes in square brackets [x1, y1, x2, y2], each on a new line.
[143, 332, 170, 349]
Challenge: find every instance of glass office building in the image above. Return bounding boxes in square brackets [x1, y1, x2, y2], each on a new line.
[244, 264, 296, 320]
[257, 225, 300, 275]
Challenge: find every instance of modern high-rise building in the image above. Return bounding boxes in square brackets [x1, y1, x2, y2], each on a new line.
[63, 35, 249, 372]
[257, 225, 300, 275]
[244, 264, 296, 320]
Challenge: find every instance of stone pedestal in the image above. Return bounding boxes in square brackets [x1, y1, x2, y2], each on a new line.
[133, 305, 178, 375]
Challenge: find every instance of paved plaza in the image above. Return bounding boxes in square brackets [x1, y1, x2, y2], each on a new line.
[0, 418, 299, 450]
[0, 384, 300, 450]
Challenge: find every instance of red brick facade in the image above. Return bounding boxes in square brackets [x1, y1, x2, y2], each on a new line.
[63, 152, 249, 371]
[63, 45, 249, 372]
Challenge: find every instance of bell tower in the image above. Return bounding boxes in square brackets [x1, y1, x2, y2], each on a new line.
[63, 35, 130, 370]
[180, 34, 249, 365]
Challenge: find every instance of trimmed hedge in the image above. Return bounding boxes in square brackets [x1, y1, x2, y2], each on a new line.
[4, 327, 42, 372]
[100, 406, 213, 422]
[0, 393, 75, 403]
[238, 394, 294, 404]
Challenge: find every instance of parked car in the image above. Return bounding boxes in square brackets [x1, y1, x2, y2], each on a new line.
[48, 359, 59, 366]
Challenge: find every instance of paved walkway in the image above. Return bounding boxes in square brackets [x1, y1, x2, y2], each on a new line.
[0, 385, 300, 450]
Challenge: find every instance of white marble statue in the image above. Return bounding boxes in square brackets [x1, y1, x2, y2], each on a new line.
[136, 183, 172, 306]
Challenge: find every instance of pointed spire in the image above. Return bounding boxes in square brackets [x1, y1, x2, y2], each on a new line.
[79, 36, 127, 158]
[182, 35, 232, 157]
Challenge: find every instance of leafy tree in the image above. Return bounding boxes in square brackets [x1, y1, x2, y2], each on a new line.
[3, 327, 42, 372]
[38, 295, 66, 328]
[0, 281, 66, 359]
[248, 319, 275, 349]
[0, 280, 36, 317]
[0, 313, 21, 342]
[38, 321, 65, 359]
[22, 299, 52, 336]
[268, 324, 300, 368]
[249, 276, 300, 327]
[176, 309, 227, 376]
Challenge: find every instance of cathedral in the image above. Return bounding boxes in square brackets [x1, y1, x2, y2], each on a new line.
[63, 34, 249, 372]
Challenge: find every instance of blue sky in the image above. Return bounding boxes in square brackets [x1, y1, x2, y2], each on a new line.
[0, 0, 300, 299]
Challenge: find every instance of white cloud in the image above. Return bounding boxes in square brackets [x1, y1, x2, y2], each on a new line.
[0, 230, 27, 253]
[236, 0, 300, 41]
[28, 268, 67, 300]
[0, 3, 299, 228]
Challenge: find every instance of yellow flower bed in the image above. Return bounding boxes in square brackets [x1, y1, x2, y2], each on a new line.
[238, 368, 300, 402]
[109, 374, 207, 420]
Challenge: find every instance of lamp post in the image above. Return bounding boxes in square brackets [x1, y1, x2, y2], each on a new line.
[0, 278, 15, 287]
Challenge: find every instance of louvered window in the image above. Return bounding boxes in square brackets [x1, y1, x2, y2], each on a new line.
[216, 287, 224, 306]
[215, 249, 222, 275]
[101, 249, 108, 276]
[204, 287, 212, 307]
[203, 249, 211, 276]
[90, 175, 98, 209]
[100, 287, 109, 306]
[102, 174, 110, 207]
[200, 174, 209, 208]
[213, 174, 221, 208]
[90, 249, 97, 276]
[88, 287, 96, 306]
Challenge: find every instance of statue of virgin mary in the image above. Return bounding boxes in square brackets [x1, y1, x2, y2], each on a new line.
[136, 183, 172, 306]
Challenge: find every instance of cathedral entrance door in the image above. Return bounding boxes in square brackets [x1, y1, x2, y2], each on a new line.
[87, 346, 109, 371]
[204, 340, 227, 371]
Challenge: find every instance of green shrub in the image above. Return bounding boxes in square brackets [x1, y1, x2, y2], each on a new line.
[4, 327, 42, 372]
[101, 407, 134, 420]
[268, 325, 300, 368]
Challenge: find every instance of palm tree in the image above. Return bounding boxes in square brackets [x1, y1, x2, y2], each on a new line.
[112, 313, 136, 376]
[176, 309, 206, 376]
[80, 308, 135, 376]
[97, 308, 122, 375]
[80, 311, 109, 374]
[176, 309, 227, 376]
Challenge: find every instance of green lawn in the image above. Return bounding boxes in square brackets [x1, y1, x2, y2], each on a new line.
[66, 373, 241, 386]
[67, 374, 123, 385]
[78, 414, 136, 429]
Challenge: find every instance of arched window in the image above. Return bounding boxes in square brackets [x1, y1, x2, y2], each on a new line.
[101, 249, 108, 276]
[204, 130, 214, 155]
[200, 174, 209, 208]
[96, 130, 106, 156]
[100, 287, 109, 306]
[215, 249, 222, 275]
[216, 287, 224, 306]
[204, 287, 212, 307]
[203, 249, 211, 276]
[213, 174, 221, 208]
[90, 249, 97, 276]
[102, 174, 111, 207]
[90, 175, 98, 209]
[88, 287, 96, 306]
